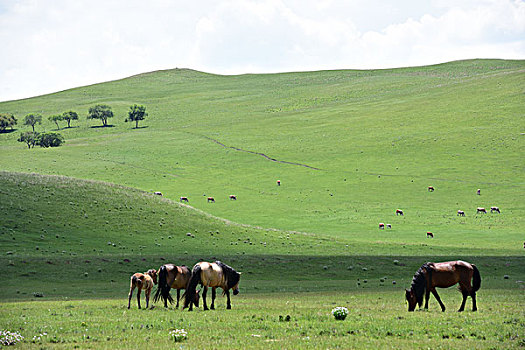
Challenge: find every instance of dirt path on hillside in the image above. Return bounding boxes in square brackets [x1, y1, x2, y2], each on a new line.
[189, 132, 322, 170]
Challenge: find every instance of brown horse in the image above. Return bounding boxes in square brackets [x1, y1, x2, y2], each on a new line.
[183, 261, 241, 311]
[207, 197, 215, 203]
[229, 195, 237, 200]
[180, 196, 189, 203]
[477, 207, 487, 214]
[405, 261, 481, 312]
[128, 269, 157, 309]
[426, 231, 433, 238]
[379, 223, 385, 229]
[428, 186, 434, 192]
[457, 210, 465, 216]
[153, 264, 199, 308]
[396, 209, 404, 216]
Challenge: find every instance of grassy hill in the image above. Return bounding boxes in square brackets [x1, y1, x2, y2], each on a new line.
[0, 59, 524, 349]
[1, 59, 524, 245]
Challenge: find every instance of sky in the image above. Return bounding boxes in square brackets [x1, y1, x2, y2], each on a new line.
[0, 0, 524, 102]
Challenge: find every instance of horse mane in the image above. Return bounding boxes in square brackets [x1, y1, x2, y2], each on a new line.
[215, 261, 240, 290]
[410, 262, 433, 307]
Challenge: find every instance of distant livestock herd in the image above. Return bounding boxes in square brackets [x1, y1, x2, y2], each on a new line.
[379, 186, 502, 238]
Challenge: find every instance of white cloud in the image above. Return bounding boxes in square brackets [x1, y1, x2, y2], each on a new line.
[0, 0, 523, 101]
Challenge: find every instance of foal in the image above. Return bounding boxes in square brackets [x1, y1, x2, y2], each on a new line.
[128, 269, 157, 309]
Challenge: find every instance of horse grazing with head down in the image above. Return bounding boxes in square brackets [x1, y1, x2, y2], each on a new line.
[128, 269, 157, 309]
[428, 186, 434, 192]
[405, 261, 481, 312]
[457, 210, 465, 216]
[153, 264, 199, 308]
[477, 207, 487, 214]
[180, 196, 189, 203]
[207, 197, 215, 203]
[396, 209, 404, 216]
[183, 261, 241, 311]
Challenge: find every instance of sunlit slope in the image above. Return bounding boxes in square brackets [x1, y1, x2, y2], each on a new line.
[0, 59, 523, 243]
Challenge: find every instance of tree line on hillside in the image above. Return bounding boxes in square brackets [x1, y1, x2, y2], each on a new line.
[0, 104, 149, 149]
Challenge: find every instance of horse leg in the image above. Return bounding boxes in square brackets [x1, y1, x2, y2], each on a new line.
[424, 289, 431, 309]
[176, 289, 180, 308]
[471, 291, 478, 312]
[225, 290, 232, 309]
[137, 288, 142, 309]
[145, 289, 150, 309]
[128, 285, 135, 309]
[458, 289, 468, 312]
[202, 286, 209, 311]
[431, 289, 446, 312]
[211, 288, 216, 310]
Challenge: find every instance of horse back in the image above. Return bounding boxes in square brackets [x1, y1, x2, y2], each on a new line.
[198, 262, 225, 288]
[431, 261, 473, 288]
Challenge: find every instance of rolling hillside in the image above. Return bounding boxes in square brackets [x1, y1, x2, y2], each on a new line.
[1, 59, 523, 248]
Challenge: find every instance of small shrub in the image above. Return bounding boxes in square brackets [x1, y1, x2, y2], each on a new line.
[0, 330, 24, 345]
[169, 329, 187, 342]
[331, 306, 348, 320]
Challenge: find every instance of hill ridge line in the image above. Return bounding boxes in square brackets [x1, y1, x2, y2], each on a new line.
[189, 132, 322, 170]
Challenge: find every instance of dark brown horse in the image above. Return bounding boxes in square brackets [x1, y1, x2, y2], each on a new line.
[428, 186, 434, 192]
[180, 196, 189, 203]
[207, 197, 215, 203]
[396, 209, 404, 216]
[128, 269, 157, 309]
[183, 261, 241, 311]
[426, 231, 433, 238]
[153, 264, 199, 308]
[405, 261, 481, 312]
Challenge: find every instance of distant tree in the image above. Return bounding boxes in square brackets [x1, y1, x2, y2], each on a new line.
[0, 113, 17, 132]
[18, 131, 39, 149]
[62, 111, 78, 128]
[37, 132, 64, 147]
[87, 105, 113, 127]
[48, 114, 63, 130]
[125, 104, 148, 128]
[24, 114, 42, 132]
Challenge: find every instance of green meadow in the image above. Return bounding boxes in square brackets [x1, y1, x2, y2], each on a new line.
[0, 59, 524, 348]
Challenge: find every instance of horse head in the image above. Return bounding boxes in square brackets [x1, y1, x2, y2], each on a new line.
[147, 269, 158, 285]
[405, 288, 417, 311]
[194, 289, 200, 307]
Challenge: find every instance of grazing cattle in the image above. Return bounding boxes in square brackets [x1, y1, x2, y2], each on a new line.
[386, 224, 392, 229]
[428, 186, 435, 192]
[128, 269, 157, 309]
[153, 264, 199, 309]
[207, 197, 215, 203]
[379, 223, 385, 229]
[476, 207, 487, 214]
[405, 261, 481, 312]
[426, 232, 434, 238]
[229, 195, 237, 200]
[184, 261, 241, 311]
[154, 191, 163, 196]
[457, 210, 465, 216]
[277, 180, 281, 186]
[180, 196, 189, 203]
[396, 209, 404, 216]
[477, 189, 481, 195]
[490, 206, 500, 213]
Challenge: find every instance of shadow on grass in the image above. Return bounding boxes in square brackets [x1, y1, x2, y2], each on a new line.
[0, 129, 17, 134]
[2, 254, 523, 301]
[90, 125, 115, 129]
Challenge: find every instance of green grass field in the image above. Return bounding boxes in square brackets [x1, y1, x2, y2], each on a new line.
[0, 59, 524, 348]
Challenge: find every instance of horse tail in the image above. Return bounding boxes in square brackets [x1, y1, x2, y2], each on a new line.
[154, 265, 173, 305]
[472, 264, 481, 292]
[132, 275, 141, 288]
[183, 264, 202, 309]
